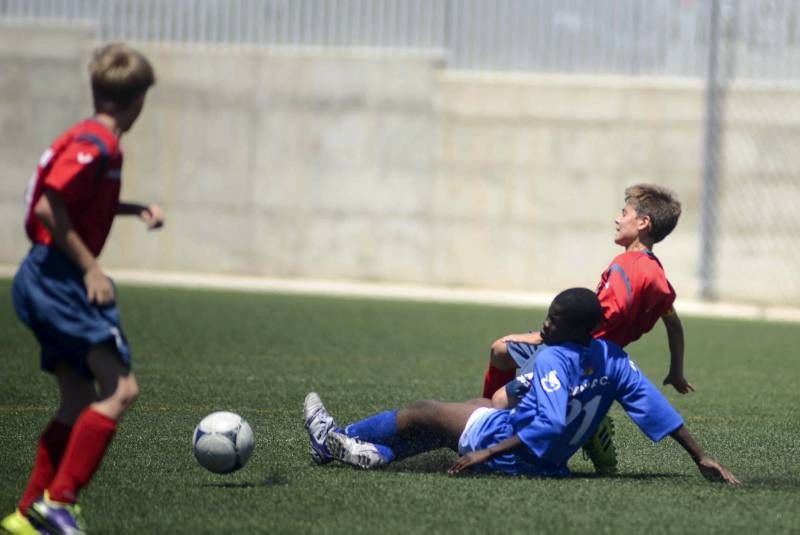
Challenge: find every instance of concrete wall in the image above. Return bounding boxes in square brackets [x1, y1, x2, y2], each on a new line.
[434, 73, 706, 298]
[2, 24, 799, 305]
[0, 24, 92, 260]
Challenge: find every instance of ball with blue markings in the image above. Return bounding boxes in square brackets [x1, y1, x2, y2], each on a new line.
[192, 411, 255, 474]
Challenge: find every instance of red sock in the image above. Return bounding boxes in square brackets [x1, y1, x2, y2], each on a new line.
[18, 420, 72, 515]
[48, 409, 117, 504]
[482, 364, 517, 399]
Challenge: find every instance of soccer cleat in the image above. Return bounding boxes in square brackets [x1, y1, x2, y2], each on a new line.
[324, 431, 388, 470]
[582, 415, 618, 474]
[27, 492, 85, 535]
[303, 392, 339, 465]
[0, 509, 45, 535]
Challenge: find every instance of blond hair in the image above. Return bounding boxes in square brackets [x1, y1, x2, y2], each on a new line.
[90, 42, 155, 112]
[625, 184, 681, 243]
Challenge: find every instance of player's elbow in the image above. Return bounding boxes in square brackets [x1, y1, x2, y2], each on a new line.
[33, 194, 52, 222]
[491, 387, 510, 409]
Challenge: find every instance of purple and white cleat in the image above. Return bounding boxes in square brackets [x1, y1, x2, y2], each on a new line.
[28, 492, 85, 535]
[303, 392, 339, 465]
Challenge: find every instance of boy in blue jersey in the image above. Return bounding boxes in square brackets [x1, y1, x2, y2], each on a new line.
[304, 288, 739, 484]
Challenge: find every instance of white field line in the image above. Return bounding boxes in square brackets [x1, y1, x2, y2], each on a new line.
[1, 265, 799, 323]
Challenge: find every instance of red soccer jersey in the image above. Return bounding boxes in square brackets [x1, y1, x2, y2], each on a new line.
[24, 119, 123, 257]
[591, 250, 676, 347]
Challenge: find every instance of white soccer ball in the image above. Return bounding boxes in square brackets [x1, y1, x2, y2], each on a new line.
[192, 411, 255, 474]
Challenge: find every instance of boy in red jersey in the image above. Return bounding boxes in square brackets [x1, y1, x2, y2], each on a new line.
[1, 43, 160, 535]
[480, 184, 690, 473]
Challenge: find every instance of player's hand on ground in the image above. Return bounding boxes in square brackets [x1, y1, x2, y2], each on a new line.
[139, 203, 164, 230]
[85, 266, 115, 305]
[448, 449, 492, 475]
[697, 457, 741, 486]
[663, 373, 695, 394]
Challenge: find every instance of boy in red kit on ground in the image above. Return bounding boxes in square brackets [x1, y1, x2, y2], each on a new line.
[481, 184, 690, 474]
[1, 43, 160, 535]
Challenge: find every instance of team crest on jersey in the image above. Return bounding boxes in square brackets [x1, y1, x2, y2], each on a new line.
[540, 370, 561, 393]
[516, 372, 534, 389]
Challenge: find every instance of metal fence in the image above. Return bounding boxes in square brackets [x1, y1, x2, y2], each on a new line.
[3, 0, 800, 79]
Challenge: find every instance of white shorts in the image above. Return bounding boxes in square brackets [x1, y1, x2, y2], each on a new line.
[457, 407, 499, 455]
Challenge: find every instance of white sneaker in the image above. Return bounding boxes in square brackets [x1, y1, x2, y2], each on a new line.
[324, 430, 388, 469]
[303, 392, 338, 464]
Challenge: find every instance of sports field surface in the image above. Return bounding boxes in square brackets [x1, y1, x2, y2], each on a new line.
[1, 279, 798, 533]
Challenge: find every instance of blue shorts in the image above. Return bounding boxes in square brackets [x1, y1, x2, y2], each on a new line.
[458, 407, 566, 477]
[458, 407, 499, 455]
[506, 340, 542, 368]
[12, 244, 132, 379]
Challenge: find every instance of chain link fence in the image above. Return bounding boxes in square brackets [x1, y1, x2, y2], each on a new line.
[3, 0, 800, 78]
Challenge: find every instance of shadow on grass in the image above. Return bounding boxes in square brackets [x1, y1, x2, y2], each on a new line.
[387, 458, 694, 482]
[570, 472, 693, 481]
[386, 452, 457, 474]
[202, 471, 289, 488]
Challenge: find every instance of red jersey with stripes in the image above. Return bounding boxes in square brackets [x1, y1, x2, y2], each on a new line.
[592, 250, 676, 347]
[24, 119, 123, 257]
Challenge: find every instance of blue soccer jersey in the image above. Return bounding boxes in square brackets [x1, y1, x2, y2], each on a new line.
[470, 339, 683, 476]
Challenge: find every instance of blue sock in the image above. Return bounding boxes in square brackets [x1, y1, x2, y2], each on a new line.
[373, 443, 396, 462]
[345, 410, 398, 443]
[345, 410, 446, 462]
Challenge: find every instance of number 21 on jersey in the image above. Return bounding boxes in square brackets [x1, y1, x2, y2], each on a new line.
[565, 395, 602, 445]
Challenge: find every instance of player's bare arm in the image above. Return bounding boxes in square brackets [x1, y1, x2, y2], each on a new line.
[448, 435, 524, 475]
[500, 331, 542, 345]
[117, 202, 164, 229]
[669, 425, 740, 485]
[661, 309, 694, 393]
[35, 189, 114, 305]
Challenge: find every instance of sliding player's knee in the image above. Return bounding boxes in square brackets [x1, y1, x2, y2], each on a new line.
[405, 400, 441, 424]
[489, 339, 515, 370]
[408, 399, 438, 412]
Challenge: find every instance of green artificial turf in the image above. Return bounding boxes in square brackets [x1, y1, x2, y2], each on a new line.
[1, 279, 798, 533]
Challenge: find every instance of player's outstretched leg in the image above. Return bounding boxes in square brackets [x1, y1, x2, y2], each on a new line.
[1, 508, 42, 535]
[303, 392, 340, 464]
[27, 491, 85, 535]
[324, 431, 391, 469]
[582, 415, 618, 474]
